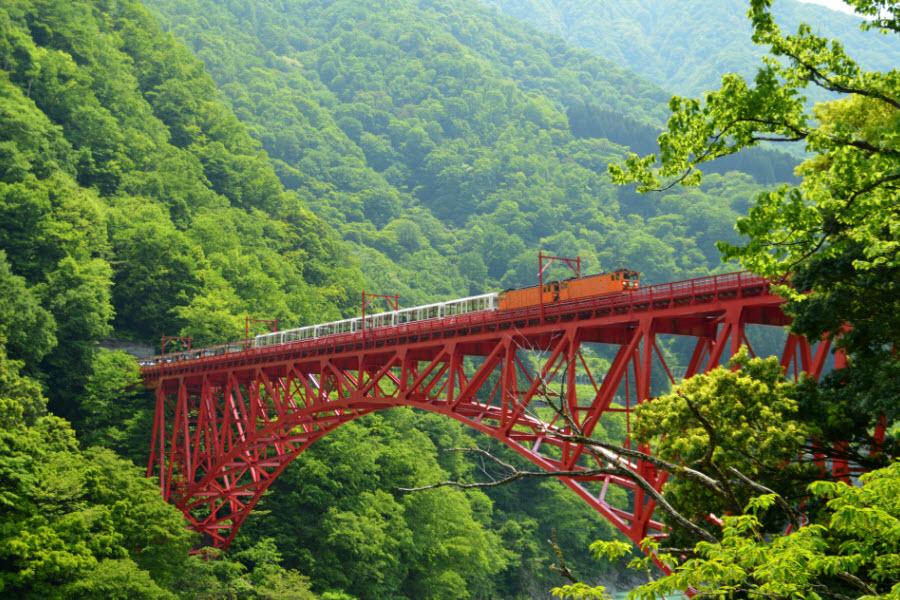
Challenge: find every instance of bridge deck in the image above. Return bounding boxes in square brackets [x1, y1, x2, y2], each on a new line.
[143, 270, 827, 550]
[142, 271, 782, 383]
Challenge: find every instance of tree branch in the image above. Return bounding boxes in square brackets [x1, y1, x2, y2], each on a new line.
[649, 165, 698, 192]
[791, 54, 900, 110]
[398, 449, 719, 544]
[839, 138, 900, 157]
[552, 432, 728, 498]
[682, 395, 742, 513]
[645, 118, 744, 191]
[843, 171, 900, 211]
[750, 135, 806, 143]
[727, 466, 801, 530]
[836, 571, 877, 595]
[549, 530, 580, 584]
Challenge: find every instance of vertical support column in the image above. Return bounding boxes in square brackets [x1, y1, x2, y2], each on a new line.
[147, 385, 169, 499]
[399, 349, 414, 402]
[565, 328, 579, 424]
[684, 337, 710, 379]
[560, 328, 579, 467]
[180, 382, 193, 483]
[707, 306, 744, 369]
[637, 318, 654, 403]
[504, 339, 519, 427]
[445, 344, 460, 405]
[631, 317, 658, 541]
[873, 415, 888, 453]
[831, 347, 850, 481]
[810, 336, 833, 380]
[248, 378, 259, 431]
[730, 306, 745, 359]
[164, 379, 186, 501]
[189, 382, 206, 483]
[196, 376, 218, 481]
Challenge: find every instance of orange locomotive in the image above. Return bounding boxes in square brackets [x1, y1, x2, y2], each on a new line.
[498, 269, 640, 311]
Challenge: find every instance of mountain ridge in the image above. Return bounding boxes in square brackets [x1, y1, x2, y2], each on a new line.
[144, 0, 784, 305]
[481, 0, 900, 96]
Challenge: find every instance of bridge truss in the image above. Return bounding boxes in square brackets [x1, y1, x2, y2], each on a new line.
[143, 272, 837, 549]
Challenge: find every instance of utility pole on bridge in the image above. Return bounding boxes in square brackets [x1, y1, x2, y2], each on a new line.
[361, 290, 400, 341]
[538, 250, 581, 322]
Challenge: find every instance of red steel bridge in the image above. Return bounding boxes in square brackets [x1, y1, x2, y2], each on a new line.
[142, 271, 842, 549]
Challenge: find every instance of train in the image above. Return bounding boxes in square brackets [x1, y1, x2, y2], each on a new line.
[252, 269, 639, 348]
[138, 269, 640, 365]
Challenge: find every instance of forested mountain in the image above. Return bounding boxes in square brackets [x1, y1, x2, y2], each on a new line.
[0, 0, 361, 354]
[143, 0, 784, 307]
[0, 0, 639, 596]
[482, 0, 900, 97]
[4, 0, 892, 598]
[0, 0, 368, 596]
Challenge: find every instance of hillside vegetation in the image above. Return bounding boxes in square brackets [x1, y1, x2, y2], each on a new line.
[483, 0, 900, 97]
[0, 0, 368, 596]
[145, 0, 789, 306]
[0, 0, 648, 596]
[3, 0, 893, 598]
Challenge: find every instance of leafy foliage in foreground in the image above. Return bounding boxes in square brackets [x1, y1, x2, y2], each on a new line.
[552, 355, 898, 599]
[0, 342, 319, 599]
[612, 0, 898, 443]
[577, 1, 900, 595]
[633, 351, 816, 545]
[554, 461, 900, 600]
[633, 462, 900, 598]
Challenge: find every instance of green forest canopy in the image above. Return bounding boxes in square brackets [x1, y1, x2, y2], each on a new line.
[1, 0, 895, 597]
[482, 0, 900, 97]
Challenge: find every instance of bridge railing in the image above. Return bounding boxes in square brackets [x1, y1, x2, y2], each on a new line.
[140, 271, 771, 370]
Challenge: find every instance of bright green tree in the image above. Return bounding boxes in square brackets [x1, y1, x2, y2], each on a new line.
[632, 351, 816, 545]
[0, 343, 193, 599]
[551, 355, 899, 599]
[0, 251, 56, 368]
[610, 0, 899, 430]
[79, 349, 148, 460]
[554, 461, 900, 599]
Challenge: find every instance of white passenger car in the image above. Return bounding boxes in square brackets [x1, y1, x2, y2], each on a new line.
[251, 292, 498, 349]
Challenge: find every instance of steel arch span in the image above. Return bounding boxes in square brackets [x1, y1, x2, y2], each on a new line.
[142, 272, 839, 549]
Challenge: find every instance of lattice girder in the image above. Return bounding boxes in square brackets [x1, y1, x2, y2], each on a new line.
[145, 273, 832, 548]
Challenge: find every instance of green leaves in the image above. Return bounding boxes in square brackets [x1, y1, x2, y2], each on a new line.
[623, 461, 900, 598]
[613, 0, 900, 359]
[0, 350, 194, 598]
[612, 0, 899, 459]
[635, 351, 809, 473]
[631, 350, 822, 547]
[587, 540, 633, 562]
[0, 344, 46, 429]
[550, 582, 612, 600]
[0, 251, 56, 367]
